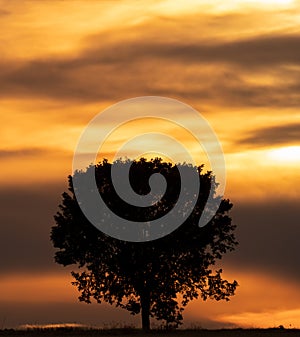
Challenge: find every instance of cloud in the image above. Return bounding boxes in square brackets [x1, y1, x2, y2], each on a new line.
[1, 182, 299, 288]
[0, 183, 65, 274]
[0, 148, 57, 159]
[224, 199, 300, 282]
[1, 29, 300, 107]
[75, 33, 300, 68]
[236, 123, 300, 148]
[0, 300, 136, 329]
[0, 147, 72, 186]
[159, 34, 300, 67]
[0, 9, 10, 16]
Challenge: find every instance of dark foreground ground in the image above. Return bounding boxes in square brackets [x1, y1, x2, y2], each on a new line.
[1, 329, 300, 337]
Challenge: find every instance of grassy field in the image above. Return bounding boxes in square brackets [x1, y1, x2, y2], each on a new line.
[1, 328, 299, 337]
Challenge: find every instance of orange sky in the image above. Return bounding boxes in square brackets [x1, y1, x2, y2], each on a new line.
[1, 0, 300, 330]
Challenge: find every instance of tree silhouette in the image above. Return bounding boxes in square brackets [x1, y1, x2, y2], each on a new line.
[51, 158, 238, 330]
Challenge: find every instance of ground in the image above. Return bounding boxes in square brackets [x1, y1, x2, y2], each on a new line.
[1, 328, 299, 337]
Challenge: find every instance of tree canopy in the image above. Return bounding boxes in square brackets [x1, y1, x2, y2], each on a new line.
[51, 158, 238, 330]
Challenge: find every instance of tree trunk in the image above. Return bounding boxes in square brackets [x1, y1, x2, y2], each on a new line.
[140, 291, 150, 331]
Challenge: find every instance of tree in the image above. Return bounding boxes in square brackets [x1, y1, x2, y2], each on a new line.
[51, 158, 238, 330]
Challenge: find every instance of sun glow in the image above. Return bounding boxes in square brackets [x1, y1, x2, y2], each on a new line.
[268, 146, 300, 163]
[233, 0, 294, 6]
[251, 0, 294, 4]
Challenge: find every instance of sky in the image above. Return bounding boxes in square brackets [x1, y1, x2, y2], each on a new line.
[1, 0, 300, 330]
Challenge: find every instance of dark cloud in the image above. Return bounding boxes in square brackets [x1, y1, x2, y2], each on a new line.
[223, 198, 300, 282]
[1, 181, 299, 288]
[0, 148, 63, 159]
[75, 29, 300, 69]
[1, 30, 300, 107]
[160, 35, 300, 67]
[0, 301, 136, 329]
[236, 123, 300, 148]
[0, 183, 66, 274]
[0, 9, 10, 16]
